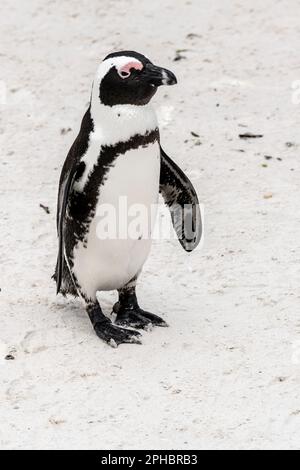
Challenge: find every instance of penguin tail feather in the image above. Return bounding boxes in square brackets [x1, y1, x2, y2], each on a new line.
[52, 262, 78, 298]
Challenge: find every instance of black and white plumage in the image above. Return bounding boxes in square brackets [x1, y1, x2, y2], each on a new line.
[54, 51, 202, 347]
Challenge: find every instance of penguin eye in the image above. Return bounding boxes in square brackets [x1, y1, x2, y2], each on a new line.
[119, 70, 131, 79]
[117, 68, 132, 80]
[117, 61, 143, 80]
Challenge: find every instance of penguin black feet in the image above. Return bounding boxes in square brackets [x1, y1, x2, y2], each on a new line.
[114, 303, 168, 329]
[113, 286, 168, 329]
[86, 303, 141, 348]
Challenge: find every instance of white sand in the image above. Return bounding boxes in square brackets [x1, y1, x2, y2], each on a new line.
[1, 0, 300, 450]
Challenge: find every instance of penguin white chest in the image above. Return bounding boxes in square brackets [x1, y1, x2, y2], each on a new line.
[72, 141, 160, 298]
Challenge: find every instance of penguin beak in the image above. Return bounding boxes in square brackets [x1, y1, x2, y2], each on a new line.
[143, 63, 177, 87]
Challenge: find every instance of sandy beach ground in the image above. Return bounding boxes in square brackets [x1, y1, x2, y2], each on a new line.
[1, 0, 300, 450]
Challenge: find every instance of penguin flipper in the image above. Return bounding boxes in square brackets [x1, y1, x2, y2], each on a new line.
[56, 165, 80, 294]
[159, 146, 202, 252]
[55, 107, 93, 295]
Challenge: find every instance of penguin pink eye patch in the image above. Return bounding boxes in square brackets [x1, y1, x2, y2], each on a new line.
[117, 61, 143, 78]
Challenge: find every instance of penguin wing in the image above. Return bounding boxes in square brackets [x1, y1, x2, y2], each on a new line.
[55, 107, 92, 294]
[56, 159, 85, 294]
[159, 146, 202, 252]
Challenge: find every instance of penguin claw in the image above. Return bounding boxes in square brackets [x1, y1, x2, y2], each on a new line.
[94, 322, 142, 347]
[114, 306, 168, 330]
[108, 338, 118, 349]
[141, 310, 169, 328]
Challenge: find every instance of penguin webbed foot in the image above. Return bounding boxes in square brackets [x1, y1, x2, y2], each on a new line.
[113, 302, 168, 329]
[87, 303, 141, 347]
[95, 322, 142, 347]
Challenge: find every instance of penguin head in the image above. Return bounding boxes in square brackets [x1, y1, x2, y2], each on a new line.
[94, 51, 177, 107]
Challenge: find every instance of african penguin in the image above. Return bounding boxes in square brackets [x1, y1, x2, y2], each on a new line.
[54, 51, 202, 347]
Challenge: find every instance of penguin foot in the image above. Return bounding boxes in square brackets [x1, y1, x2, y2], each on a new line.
[86, 303, 141, 347]
[113, 303, 168, 329]
[94, 321, 142, 347]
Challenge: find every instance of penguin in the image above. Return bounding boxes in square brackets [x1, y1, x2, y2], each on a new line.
[54, 51, 202, 347]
